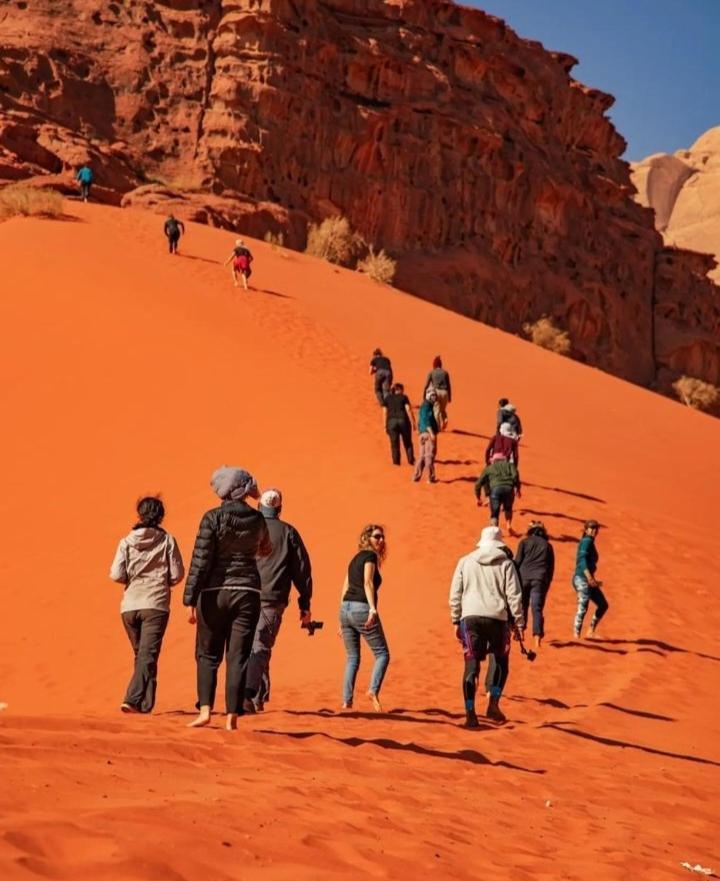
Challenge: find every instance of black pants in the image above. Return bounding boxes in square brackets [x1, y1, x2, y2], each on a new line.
[522, 579, 549, 637]
[167, 233, 180, 253]
[459, 616, 510, 709]
[121, 609, 169, 713]
[490, 485, 515, 520]
[387, 418, 414, 465]
[195, 589, 261, 714]
[374, 369, 392, 405]
[80, 182, 91, 201]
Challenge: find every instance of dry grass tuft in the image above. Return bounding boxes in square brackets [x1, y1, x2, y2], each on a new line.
[305, 215, 362, 266]
[672, 376, 720, 412]
[357, 246, 397, 285]
[523, 316, 571, 355]
[0, 185, 64, 221]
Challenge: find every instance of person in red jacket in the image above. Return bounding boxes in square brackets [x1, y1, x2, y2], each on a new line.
[485, 422, 519, 466]
[225, 239, 254, 291]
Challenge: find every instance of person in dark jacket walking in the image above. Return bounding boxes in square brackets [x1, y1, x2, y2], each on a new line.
[423, 355, 452, 430]
[475, 457, 521, 534]
[76, 164, 93, 202]
[110, 496, 185, 714]
[573, 519, 608, 639]
[244, 489, 313, 712]
[485, 422, 520, 466]
[369, 348, 393, 405]
[413, 387, 439, 483]
[382, 382, 416, 466]
[164, 214, 185, 254]
[184, 466, 272, 730]
[496, 398, 523, 437]
[515, 521, 555, 648]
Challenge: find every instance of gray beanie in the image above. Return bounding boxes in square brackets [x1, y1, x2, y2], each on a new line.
[210, 466, 257, 501]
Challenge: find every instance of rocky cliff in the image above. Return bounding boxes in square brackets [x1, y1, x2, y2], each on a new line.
[1, 0, 718, 389]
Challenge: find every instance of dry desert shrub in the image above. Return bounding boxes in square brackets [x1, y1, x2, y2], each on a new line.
[305, 215, 362, 266]
[0, 185, 64, 221]
[672, 375, 720, 411]
[357, 246, 397, 285]
[263, 230, 285, 250]
[523, 316, 571, 355]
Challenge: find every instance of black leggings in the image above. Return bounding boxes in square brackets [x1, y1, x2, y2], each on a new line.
[167, 233, 180, 253]
[459, 616, 510, 709]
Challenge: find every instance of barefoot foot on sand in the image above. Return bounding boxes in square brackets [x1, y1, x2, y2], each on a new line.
[187, 707, 211, 728]
[226, 713, 238, 731]
[120, 702, 139, 714]
[367, 692, 383, 713]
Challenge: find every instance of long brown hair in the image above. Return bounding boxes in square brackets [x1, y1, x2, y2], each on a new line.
[358, 523, 387, 565]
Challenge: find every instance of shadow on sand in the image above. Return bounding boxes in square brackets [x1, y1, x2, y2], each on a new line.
[523, 481, 606, 504]
[518, 508, 607, 527]
[549, 639, 665, 657]
[592, 638, 720, 663]
[508, 695, 675, 722]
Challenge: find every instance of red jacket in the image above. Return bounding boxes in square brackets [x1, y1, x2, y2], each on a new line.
[485, 433, 519, 466]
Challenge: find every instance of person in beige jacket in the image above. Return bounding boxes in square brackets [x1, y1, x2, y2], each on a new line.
[449, 525, 523, 728]
[110, 496, 184, 713]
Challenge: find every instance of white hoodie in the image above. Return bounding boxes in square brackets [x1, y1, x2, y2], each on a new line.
[110, 528, 185, 613]
[449, 542, 524, 628]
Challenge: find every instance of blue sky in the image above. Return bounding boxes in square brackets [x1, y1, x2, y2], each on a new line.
[468, 0, 720, 160]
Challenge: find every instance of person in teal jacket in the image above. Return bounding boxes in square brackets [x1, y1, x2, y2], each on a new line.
[76, 164, 94, 202]
[572, 519, 608, 638]
[412, 388, 439, 483]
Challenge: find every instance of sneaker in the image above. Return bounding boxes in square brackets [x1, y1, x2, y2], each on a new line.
[464, 710, 480, 729]
[485, 697, 506, 723]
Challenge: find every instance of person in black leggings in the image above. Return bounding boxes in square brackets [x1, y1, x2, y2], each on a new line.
[382, 382, 416, 466]
[183, 466, 272, 730]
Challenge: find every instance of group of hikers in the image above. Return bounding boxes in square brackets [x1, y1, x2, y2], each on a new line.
[163, 216, 254, 290]
[110, 455, 608, 729]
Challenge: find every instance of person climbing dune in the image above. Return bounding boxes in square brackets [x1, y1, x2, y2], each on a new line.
[413, 387, 439, 483]
[474, 456, 521, 534]
[423, 355, 452, 431]
[109, 496, 185, 714]
[369, 348, 393, 405]
[516, 521, 554, 648]
[225, 239, 254, 291]
[496, 398, 523, 438]
[449, 525, 524, 727]
[572, 519, 608, 639]
[76, 163, 94, 202]
[164, 214, 185, 255]
[382, 382, 416, 466]
[485, 422, 520, 466]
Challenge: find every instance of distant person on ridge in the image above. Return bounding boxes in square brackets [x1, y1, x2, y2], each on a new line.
[109, 496, 185, 714]
[475, 455, 521, 534]
[515, 520, 554, 648]
[382, 382, 416, 467]
[244, 488, 313, 713]
[183, 467, 272, 730]
[423, 355, 452, 430]
[485, 422, 520, 466]
[164, 214, 185, 254]
[496, 398, 523, 438]
[572, 519, 608, 639]
[76, 163, 94, 202]
[369, 348, 393, 405]
[224, 239, 254, 290]
[413, 387, 439, 483]
[449, 524, 524, 727]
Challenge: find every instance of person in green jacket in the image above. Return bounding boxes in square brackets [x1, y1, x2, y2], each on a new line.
[474, 456, 521, 535]
[572, 519, 608, 638]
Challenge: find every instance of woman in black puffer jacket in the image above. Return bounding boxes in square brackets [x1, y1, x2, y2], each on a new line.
[184, 466, 272, 730]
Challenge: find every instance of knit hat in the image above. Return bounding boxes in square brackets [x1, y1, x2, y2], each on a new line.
[260, 488, 282, 510]
[477, 525, 504, 547]
[499, 423, 517, 439]
[210, 466, 258, 501]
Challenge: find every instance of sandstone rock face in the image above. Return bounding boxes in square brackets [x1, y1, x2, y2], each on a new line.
[1, 0, 718, 389]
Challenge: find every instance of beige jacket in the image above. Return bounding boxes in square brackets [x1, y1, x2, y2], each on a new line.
[110, 528, 185, 613]
[449, 543, 524, 628]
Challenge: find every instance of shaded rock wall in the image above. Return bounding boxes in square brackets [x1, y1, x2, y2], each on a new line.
[1, 0, 718, 389]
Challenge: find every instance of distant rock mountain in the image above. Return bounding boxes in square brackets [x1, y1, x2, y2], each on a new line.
[1, 0, 718, 392]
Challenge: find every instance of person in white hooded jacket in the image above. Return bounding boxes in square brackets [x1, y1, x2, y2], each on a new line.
[109, 496, 184, 713]
[449, 525, 523, 728]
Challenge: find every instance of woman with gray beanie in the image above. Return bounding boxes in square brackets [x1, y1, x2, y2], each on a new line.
[184, 466, 272, 730]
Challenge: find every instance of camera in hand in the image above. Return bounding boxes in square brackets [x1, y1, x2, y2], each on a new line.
[302, 620, 324, 636]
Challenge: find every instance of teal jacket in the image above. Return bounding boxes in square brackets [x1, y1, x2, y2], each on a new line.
[76, 166, 93, 184]
[574, 535, 598, 579]
[418, 400, 438, 434]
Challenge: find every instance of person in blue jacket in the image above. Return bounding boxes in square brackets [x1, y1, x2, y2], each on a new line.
[572, 519, 608, 638]
[76, 164, 94, 202]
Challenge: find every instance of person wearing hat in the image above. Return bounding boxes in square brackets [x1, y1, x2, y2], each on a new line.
[474, 456, 521, 535]
[413, 387, 440, 483]
[496, 398, 523, 438]
[573, 519, 608, 639]
[224, 238, 254, 290]
[183, 466, 272, 730]
[515, 521, 555, 648]
[244, 488, 313, 712]
[369, 348, 393, 406]
[484, 421, 520, 466]
[449, 525, 524, 727]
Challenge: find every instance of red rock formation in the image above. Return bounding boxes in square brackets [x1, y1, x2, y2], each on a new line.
[1, 0, 718, 390]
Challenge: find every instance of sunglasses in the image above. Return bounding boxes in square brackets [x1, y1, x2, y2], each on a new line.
[370, 533, 385, 541]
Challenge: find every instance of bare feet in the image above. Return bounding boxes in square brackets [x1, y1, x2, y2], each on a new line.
[341, 701, 353, 711]
[225, 713, 238, 731]
[586, 624, 597, 639]
[367, 691, 383, 713]
[120, 702, 139, 714]
[534, 635, 542, 649]
[187, 706, 212, 728]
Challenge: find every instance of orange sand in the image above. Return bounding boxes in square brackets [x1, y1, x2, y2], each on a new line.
[0, 203, 718, 880]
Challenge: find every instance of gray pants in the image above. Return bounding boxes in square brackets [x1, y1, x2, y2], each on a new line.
[121, 609, 169, 713]
[245, 602, 286, 707]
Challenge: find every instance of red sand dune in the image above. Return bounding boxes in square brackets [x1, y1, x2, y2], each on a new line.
[0, 203, 718, 880]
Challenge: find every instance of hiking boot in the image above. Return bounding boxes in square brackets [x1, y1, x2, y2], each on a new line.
[464, 710, 480, 729]
[485, 697, 506, 723]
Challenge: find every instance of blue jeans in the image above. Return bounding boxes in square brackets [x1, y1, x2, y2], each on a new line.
[573, 575, 609, 634]
[340, 601, 390, 704]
